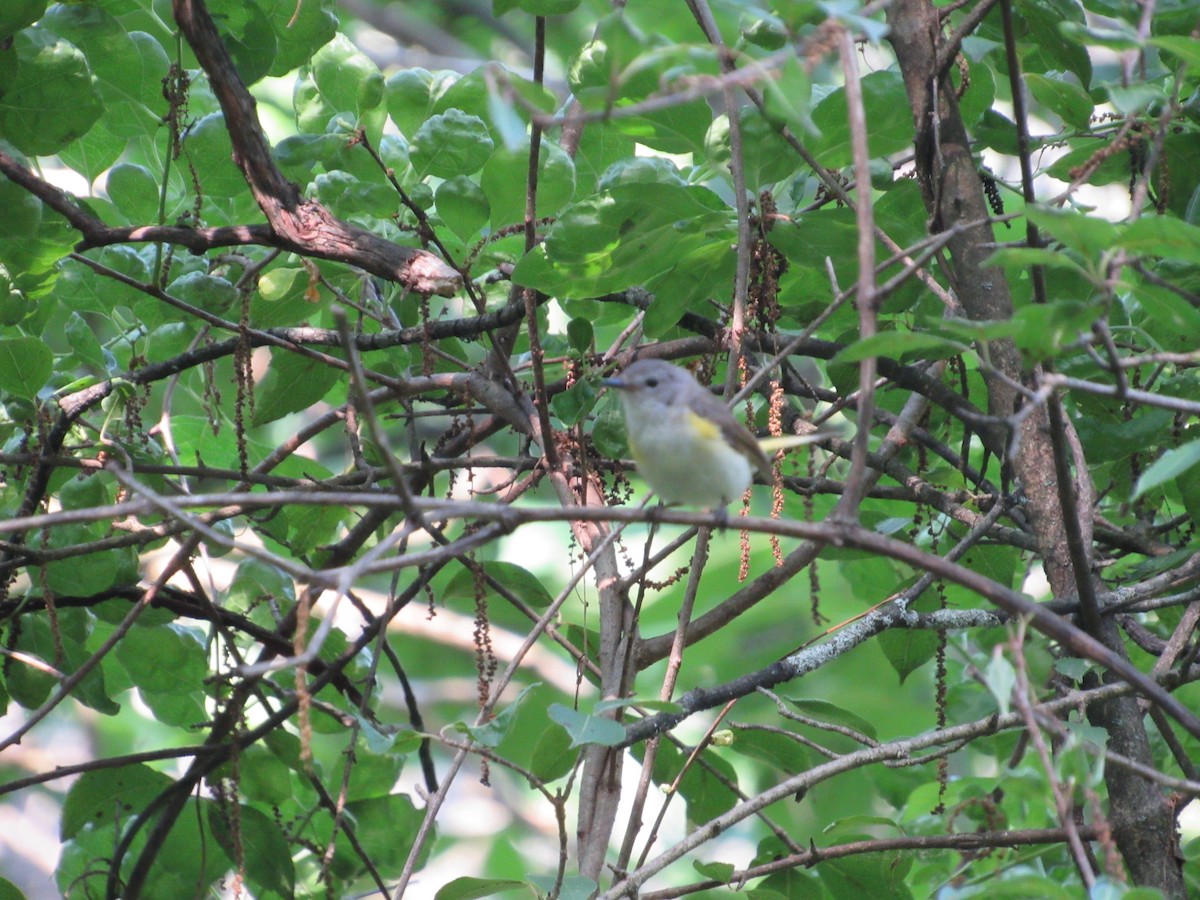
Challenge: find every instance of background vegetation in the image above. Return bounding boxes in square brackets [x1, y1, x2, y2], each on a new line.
[1, 0, 1200, 897]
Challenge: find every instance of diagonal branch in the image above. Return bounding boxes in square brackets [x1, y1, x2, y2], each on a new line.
[170, 0, 461, 296]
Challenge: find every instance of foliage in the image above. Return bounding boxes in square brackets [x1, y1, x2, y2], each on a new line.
[1, 0, 1199, 897]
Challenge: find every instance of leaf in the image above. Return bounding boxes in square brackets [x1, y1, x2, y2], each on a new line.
[514, 182, 729, 300]
[115, 624, 209, 695]
[984, 652, 1016, 716]
[1120, 215, 1200, 263]
[209, 804, 295, 897]
[480, 139, 576, 230]
[0, 28, 103, 156]
[386, 68, 460, 138]
[1133, 439, 1200, 499]
[496, 0, 581, 14]
[410, 109, 495, 178]
[760, 54, 816, 136]
[339, 794, 428, 875]
[879, 622, 939, 684]
[776, 696, 878, 740]
[167, 271, 238, 315]
[434, 876, 531, 899]
[0, 336, 51, 398]
[525, 875, 597, 900]
[1151, 35, 1200, 69]
[1026, 205, 1120, 259]
[728, 726, 810, 774]
[40, 4, 169, 142]
[294, 33, 384, 134]
[548, 703, 626, 747]
[454, 684, 539, 748]
[530, 721, 575, 782]
[0, 0, 46, 40]
[252, 348, 342, 426]
[436, 175, 491, 238]
[832, 331, 968, 364]
[61, 765, 175, 839]
[252, 266, 321, 327]
[693, 860, 736, 883]
[444, 560, 555, 608]
[259, 0, 338, 75]
[1025, 73, 1094, 130]
[808, 70, 912, 167]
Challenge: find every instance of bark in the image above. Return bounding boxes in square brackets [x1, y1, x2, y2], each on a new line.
[886, 2, 1184, 894]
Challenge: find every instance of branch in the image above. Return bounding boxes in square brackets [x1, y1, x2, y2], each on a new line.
[167, 0, 461, 296]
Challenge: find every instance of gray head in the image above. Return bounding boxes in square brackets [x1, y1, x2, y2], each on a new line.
[602, 359, 701, 408]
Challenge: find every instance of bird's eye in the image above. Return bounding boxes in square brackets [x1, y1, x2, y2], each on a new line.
[645, 378, 658, 387]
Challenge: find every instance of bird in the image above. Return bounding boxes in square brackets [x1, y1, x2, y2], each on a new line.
[602, 358, 776, 508]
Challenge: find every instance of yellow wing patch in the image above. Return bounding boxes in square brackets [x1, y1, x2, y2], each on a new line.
[685, 409, 721, 440]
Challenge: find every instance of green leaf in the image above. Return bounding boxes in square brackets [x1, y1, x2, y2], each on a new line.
[252, 266, 319, 327]
[237, 745, 294, 805]
[434, 876, 531, 899]
[314, 170, 398, 218]
[525, 875, 597, 900]
[819, 849, 913, 898]
[514, 182, 729, 300]
[986, 246, 1094, 280]
[105, 163, 161, 224]
[252, 348, 341, 425]
[259, 0, 338, 75]
[481, 139, 576, 229]
[0, 336, 51, 398]
[706, 105, 798, 187]
[455, 684, 539, 748]
[548, 703, 626, 747]
[1120, 215, 1200, 263]
[1133, 439, 1200, 500]
[496, 0, 581, 14]
[436, 175, 491, 239]
[40, 5, 169, 142]
[760, 54, 816, 136]
[167, 271, 238, 315]
[0, 28, 103, 156]
[808, 70, 912, 167]
[551, 378, 599, 426]
[728, 726, 809, 774]
[1025, 73, 1094, 130]
[615, 98, 713, 155]
[410, 109, 494, 178]
[386, 68, 460, 138]
[776, 696, 878, 739]
[65, 312, 110, 369]
[0, 0, 46, 39]
[984, 652, 1016, 716]
[530, 720, 575, 782]
[1151, 35, 1200, 69]
[339, 794, 427, 876]
[61, 765, 175, 839]
[294, 33, 384, 134]
[566, 316, 594, 352]
[1059, 20, 1141, 52]
[445, 560, 555, 608]
[694, 860, 735, 883]
[878, 595, 940, 683]
[832, 331, 968, 364]
[115, 624, 209, 695]
[208, 0, 278, 84]
[184, 113, 248, 200]
[1026, 205, 1119, 259]
[209, 804, 295, 897]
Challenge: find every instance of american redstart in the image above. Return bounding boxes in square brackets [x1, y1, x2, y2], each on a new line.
[603, 358, 824, 508]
